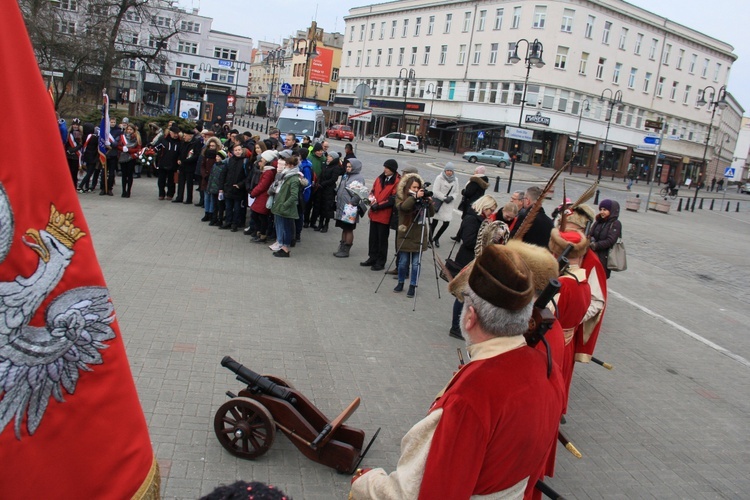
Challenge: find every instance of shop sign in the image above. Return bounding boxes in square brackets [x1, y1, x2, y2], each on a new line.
[525, 111, 550, 126]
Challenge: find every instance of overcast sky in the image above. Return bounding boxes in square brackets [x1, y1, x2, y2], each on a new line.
[187, 0, 750, 114]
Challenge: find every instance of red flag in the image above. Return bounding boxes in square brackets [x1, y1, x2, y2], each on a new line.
[0, 4, 159, 498]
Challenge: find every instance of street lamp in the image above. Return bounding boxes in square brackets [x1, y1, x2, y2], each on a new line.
[509, 38, 545, 128]
[293, 38, 319, 100]
[230, 61, 248, 95]
[425, 82, 437, 133]
[696, 85, 728, 183]
[397, 68, 416, 154]
[597, 88, 623, 181]
[571, 98, 591, 174]
[264, 47, 285, 121]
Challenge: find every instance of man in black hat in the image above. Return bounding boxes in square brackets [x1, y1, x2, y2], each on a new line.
[360, 159, 400, 271]
[174, 129, 201, 204]
[154, 124, 181, 200]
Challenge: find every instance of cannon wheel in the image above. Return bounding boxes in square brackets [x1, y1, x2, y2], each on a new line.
[262, 375, 295, 389]
[214, 397, 275, 459]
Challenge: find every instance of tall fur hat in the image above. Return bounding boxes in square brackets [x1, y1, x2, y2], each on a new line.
[564, 204, 595, 231]
[505, 240, 559, 292]
[548, 228, 589, 259]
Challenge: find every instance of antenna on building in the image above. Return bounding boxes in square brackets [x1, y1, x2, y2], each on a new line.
[314, 4, 318, 22]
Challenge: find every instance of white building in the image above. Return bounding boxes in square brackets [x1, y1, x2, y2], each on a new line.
[337, 0, 739, 181]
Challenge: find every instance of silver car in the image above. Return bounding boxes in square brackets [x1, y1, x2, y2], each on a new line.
[462, 149, 512, 167]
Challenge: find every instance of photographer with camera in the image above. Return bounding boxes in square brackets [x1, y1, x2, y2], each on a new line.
[394, 173, 434, 298]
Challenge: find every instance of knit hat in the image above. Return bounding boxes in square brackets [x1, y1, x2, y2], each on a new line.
[169, 124, 180, 133]
[444, 162, 455, 172]
[312, 142, 324, 152]
[599, 199, 613, 211]
[122, 117, 129, 124]
[278, 149, 293, 159]
[564, 204, 595, 231]
[401, 165, 418, 174]
[548, 228, 589, 259]
[505, 240, 559, 292]
[383, 159, 398, 173]
[474, 166, 486, 175]
[327, 151, 341, 161]
[465, 245, 535, 311]
[261, 150, 278, 163]
[217, 150, 228, 160]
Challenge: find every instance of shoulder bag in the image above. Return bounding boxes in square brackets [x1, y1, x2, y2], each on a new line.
[607, 237, 627, 272]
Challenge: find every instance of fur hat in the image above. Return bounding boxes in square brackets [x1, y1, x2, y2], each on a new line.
[467, 245, 535, 311]
[564, 204, 595, 231]
[383, 159, 398, 172]
[548, 228, 589, 259]
[506, 240, 559, 292]
[261, 150, 278, 163]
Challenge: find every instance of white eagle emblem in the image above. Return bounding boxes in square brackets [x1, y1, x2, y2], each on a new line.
[0, 183, 115, 439]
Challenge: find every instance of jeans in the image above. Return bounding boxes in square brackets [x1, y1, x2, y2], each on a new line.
[204, 193, 215, 214]
[225, 198, 242, 227]
[398, 251, 421, 286]
[79, 162, 97, 190]
[274, 215, 295, 247]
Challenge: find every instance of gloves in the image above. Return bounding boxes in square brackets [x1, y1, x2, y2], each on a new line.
[370, 202, 380, 211]
[445, 196, 454, 204]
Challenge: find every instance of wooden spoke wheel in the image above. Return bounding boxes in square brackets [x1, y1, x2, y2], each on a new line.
[214, 397, 275, 459]
[262, 375, 295, 389]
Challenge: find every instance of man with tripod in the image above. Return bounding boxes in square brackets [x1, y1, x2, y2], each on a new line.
[393, 173, 434, 298]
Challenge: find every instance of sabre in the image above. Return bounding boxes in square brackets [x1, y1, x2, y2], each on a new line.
[535, 480, 566, 499]
[557, 429, 582, 458]
[591, 356, 613, 370]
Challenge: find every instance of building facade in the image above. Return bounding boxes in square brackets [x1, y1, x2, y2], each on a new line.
[337, 0, 739, 181]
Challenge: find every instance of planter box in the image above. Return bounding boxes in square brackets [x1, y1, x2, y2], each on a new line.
[648, 199, 658, 211]
[654, 199, 671, 214]
[625, 197, 641, 212]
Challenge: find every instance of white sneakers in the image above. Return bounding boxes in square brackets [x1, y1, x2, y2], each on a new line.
[269, 242, 282, 251]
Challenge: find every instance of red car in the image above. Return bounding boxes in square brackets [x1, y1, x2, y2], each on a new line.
[327, 124, 355, 141]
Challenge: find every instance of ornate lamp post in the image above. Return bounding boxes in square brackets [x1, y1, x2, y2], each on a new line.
[396, 68, 416, 154]
[691, 85, 727, 210]
[509, 38, 545, 128]
[597, 88, 623, 181]
[570, 98, 591, 174]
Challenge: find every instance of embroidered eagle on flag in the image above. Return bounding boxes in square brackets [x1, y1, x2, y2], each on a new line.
[0, 183, 115, 439]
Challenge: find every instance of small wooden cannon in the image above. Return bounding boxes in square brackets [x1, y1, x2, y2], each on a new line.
[214, 356, 379, 474]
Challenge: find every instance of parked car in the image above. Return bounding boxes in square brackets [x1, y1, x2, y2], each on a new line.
[377, 133, 419, 152]
[462, 149, 512, 167]
[327, 124, 355, 141]
[740, 183, 750, 194]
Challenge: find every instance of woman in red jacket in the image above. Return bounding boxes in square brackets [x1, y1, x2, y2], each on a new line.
[248, 150, 278, 243]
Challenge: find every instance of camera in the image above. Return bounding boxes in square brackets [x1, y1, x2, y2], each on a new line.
[421, 181, 434, 199]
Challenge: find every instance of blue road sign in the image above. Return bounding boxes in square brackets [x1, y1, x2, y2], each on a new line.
[180, 111, 188, 119]
[477, 130, 485, 140]
[644, 136, 661, 145]
[724, 167, 736, 178]
[280, 83, 292, 96]
[217, 59, 232, 68]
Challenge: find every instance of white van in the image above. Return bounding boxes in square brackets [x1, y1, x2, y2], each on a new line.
[276, 102, 326, 142]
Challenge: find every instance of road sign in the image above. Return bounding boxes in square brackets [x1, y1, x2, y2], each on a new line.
[217, 59, 232, 68]
[644, 119, 664, 130]
[643, 136, 661, 145]
[348, 107, 373, 122]
[477, 130, 485, 140]
[42, 70, 64, 78]
[724, 167, 736, 178]
[280, 83, 292, 96]
[505, 126, 533, 141]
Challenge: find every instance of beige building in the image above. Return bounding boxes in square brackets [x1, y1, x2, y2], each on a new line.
[288, 23, 344, 108]
[338, 0, 739, 181]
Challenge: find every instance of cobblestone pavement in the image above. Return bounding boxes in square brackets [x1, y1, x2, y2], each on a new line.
[78, 136, 750, 499]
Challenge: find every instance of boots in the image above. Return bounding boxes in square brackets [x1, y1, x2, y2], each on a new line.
[334, 243, 352, 258]
[252, 233, 266, 243]
[201, 212, 211, 222]
[320, 219, 329, 233]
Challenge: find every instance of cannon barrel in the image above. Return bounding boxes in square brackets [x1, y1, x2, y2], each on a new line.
[221, 356, 297, 404]
[535, 279, 561, 310]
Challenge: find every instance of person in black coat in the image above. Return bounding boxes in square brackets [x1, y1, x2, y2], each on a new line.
[589, 199, 622, 279]
[509, 186, 553, 248]
[155, 125, 181, 199]
[314, 151, 343, 233]
[174, 130, 201, 203]
[459, 166, 490, 218]
[218, 143, 248, 231]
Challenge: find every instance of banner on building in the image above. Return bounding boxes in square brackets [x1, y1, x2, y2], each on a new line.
[310, 47, 334, 84]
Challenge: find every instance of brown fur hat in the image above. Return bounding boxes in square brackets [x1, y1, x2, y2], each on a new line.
[505, 240, 559, 292]
[548, 227, 589, 259]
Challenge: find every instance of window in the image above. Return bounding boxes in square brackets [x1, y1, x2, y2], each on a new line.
[374, 49, 381, 66]
[619, 28, 628, 50]
[121, 58, 136, 70]
[180, 20, 200, 33]
[214, 47, 237, 60]
[579, 52, 589, 75]
[555, 46, 568, 69]
[494, 8, 504, 30]
[152, 16, 171, 28]
[175, 62, 195, 78]
[380, 21, 385, 39]
[387, 48, 393, 66]
[558, 90, 569, 112]
[689, 54, 697, 73]
[478, 10, 486, 31]
[490, 82, 499, 102]
[561, 9, 574, 33]
[428, 16, 434, 35]
[670, 81, 678, 100]
[329, 89, 336, 102]
[398, 47, 404, 66]
[410, 46, 417, 65]
[359, 24, 365, 41]
[423, 46, 430, 65]
[415, 17, 421, 36]
[683, 85, 691, 104]
[628, 68, 637, 88]
[439, 45, 447, 65]
[402, 19, 409, 37]
[436, 80, 444, 99]
[331, 68, 339, 81]
[714, 62, 721, 81]
[585, 15, 594, 38]
[366, 49, 371, 66]
[178, 41, 198, 54]
[701, 58, 709, 78]
[533, 6, 546, 28]
[526, 85, 539, 107]
[656, 76, 665, 97]
[391, 20, 397, 38]
[458, 44, 467, 65]
[489, 43, 498, 64]
[542, 88, 555, 109]
[663, 43, 672, 65]
[463, 11, 472, 32]
[643, 72, 652, 92]
[571, 93, 583, 115]
[59, 0, 78, 11]
[121, 32, 139, 45]
[468, 82, 476, 101]
[148, 35, 168, 49]
[507, 42, 517, 63]
[649, 38, 658, 60]
[448, 81, 456, 100]
[478, 82, 487, 102]
[602, 21, 612, 44]
[472, 44, 482, 64]
[57, 20, 76, 34]
[612, 63, 622, 84]
[356, 50, 362, 67]
[634, 33, 643, 55]
[349, 26, 355, 42]
[500, 82, 510, 103]
[369, 23, 375, 40]
[211, 68, 235, 84]
[513, 83, 524, 104]
[596, 57, 605, 79]
[677, 49, 684, 70]
[444, 13, 452, 33]
[125, 10, 141, 22]
[512, 7, 521, 29]
[345, 51, 351, 66]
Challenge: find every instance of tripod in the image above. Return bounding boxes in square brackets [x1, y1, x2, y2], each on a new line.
[375, 201, 442, 311]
